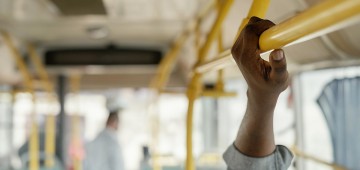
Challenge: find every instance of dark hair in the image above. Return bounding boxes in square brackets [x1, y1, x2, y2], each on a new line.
[106, 111, 119, 125]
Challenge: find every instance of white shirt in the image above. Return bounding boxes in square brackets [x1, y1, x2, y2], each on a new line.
[84, 129, 125, 170]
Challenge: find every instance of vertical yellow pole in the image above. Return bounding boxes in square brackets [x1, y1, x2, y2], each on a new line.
[198, 0, 234, 60]
[29, 115, 40, 170]
[185, 15, 202, 170]
[45, 114, 56, 167]
[185, 1, 234, 170]
[1, 31, 39, 170]
[216, 0, 225, 92]
[185, 74, 202, 170]
[234, 0, 271, 40]
[150, 32, 189, 90]
[27, 44, 57, 168]
[150, 0, 215, 91]
[150, 3, 215, 170]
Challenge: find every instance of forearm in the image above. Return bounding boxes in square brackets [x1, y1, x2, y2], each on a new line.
[234, 89, 279, 157]
[230, 17, 288, 158]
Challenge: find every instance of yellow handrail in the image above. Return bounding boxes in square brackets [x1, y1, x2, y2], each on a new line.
[291, 146, 347, 170]
[185, 1, 271, 170]
[235, 0, 271, 40]
[150, 0, 215, 91]
[185, 0, 235, 170]
[200, 0, 238, 99]
[260, 0, 360, 51]
[27, 44, 57, 168]
[196, 0, 360, 74]
[149, 1, 216, 170]
[27, 44, 53, 93]
[1, 31, 39, 170]
[216, 0, 225, 93]
[197, 0, 235, 63]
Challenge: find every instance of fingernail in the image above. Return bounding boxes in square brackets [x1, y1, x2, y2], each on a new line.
[273, 50, 284, 61]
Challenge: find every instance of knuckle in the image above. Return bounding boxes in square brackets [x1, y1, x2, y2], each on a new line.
[244, 24, 255, 33]
[275, 65, 287, 74]
[231, 40, 245, 61]
[250, 16, 261, 21]
[249, 16, 262, 23]
[231, 46, 240, 58]
[231, 43, 238, 54]
[262, 19, 276, 27]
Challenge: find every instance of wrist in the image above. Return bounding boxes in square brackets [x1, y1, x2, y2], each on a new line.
[247, 88, 280, 100]
[247, 89, 279, 111]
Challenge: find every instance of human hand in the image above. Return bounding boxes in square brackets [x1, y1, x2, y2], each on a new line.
[231, 17, 289, 97]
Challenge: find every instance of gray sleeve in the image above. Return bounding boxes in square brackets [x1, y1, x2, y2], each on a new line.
[223, 145, 293, 170]
[109, 142, 125, 170]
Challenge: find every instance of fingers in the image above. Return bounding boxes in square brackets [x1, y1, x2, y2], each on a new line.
[246, 17, 275, 35]
[248, 16, 263, 24]
[269, 49, 288, 82]
[237, 17, 275, 64]
[231, 17, 277, 73]
[242, 18, 275, 50]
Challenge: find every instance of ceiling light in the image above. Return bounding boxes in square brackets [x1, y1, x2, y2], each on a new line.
[86, 25, 109, 39]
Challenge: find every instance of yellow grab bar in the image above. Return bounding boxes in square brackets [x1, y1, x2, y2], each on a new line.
[260, 0, 360, 51]
[1, 31, 39, 170]
[28, 44, 57, 168]
[150, 0, 215, 91]
[185, 0, 235, 170]
[196, 0, 360, 74]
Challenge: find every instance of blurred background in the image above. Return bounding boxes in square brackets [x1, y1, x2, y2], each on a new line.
[1, 0, 360, 170]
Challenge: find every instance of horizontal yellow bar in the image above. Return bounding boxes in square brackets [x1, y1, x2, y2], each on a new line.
[160, 89, 237, 98]
[196, 49, 232, 73]
[27, 44, 54, 93]
[291, 146, 346, 170]
[150, 0, 215, 90]
[260, 0, 360, 51]
[160, 89, 185, 94]
[1, 31, 34, 92]
[202, 90, 237, 98]
[196, 0, 360, 73]
[198, 0, 235, 62]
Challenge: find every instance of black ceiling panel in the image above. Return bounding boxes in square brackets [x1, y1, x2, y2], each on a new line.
[50, 0, 107, 15]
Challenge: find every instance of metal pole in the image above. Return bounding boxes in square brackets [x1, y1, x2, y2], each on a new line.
[291, 146, 346, 170]
[1, 31, 39, 170]
[259, 0, 360, 51]
[57, 75, 67, 165]
[185, 1, 235, 170]
[185, 74, 202, 170]
[196, 0, 360, 74]
[234, 0, 271, 40]
[150, 0, 215, 91]
[293, 74, 305, 170]
[27, 44, 57, 168]
[198, 0, 235, 62]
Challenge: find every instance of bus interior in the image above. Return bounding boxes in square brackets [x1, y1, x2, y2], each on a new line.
[0, 0, 360, 170]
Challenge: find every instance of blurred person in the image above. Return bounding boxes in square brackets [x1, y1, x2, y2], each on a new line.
[139, 146, 151, 170]
[223, 17, 293, 169]
[83, 111, 124, 170]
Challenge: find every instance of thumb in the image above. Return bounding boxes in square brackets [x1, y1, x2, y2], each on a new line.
[269, 49, 287, 82]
